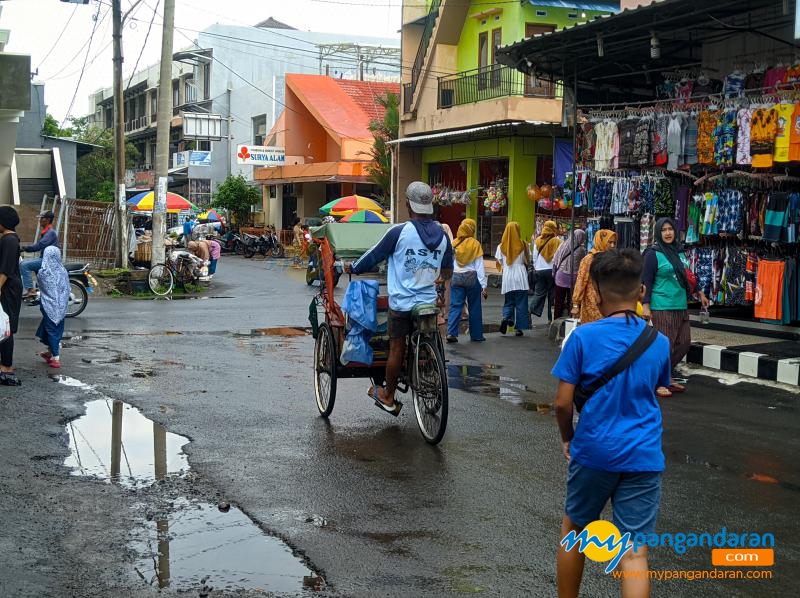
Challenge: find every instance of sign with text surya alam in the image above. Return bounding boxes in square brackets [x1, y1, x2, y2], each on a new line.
[236, 145, 285, 167]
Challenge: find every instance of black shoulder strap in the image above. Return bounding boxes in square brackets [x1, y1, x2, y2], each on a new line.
[574, 324, 659, 412]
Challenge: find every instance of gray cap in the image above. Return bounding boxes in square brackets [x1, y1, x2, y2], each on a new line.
[405, 181, 434, 215]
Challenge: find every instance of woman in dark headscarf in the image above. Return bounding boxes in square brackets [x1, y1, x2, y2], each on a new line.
[642, 217, 709, 398]
[550, 228, 587, 319]
[0, 206, 22, 385]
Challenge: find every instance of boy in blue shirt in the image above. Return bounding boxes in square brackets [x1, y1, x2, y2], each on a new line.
[552, 249, 671, 598]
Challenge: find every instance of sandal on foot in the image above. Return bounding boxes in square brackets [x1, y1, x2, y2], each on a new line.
[38, 351, 52, 362]
[0, 372, 22, 386]
[668, 383, 685, 393]
[48, 358, 61, 369]
[499, 320, 508, 335]
[656, 386, 672, 398]
[515, 329, 524, 337]
[368, 386, 402, 417]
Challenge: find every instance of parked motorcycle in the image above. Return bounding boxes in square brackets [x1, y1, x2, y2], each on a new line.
[262, 225, 285, 258]
[219, 232, 243, 254]
[24, 262, 95, 318]
[240, 232, 260, 258]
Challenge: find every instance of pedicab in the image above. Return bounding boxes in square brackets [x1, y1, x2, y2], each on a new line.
[309, 223, 449, 445]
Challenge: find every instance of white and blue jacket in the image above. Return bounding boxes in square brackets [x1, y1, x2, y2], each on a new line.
[352, 220, 453, 312]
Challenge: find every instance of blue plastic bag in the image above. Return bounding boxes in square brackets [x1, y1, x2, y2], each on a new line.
[340, 280, 379, 365]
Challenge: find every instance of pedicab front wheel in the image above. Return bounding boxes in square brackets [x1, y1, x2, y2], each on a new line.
[314, 323, 337, 417]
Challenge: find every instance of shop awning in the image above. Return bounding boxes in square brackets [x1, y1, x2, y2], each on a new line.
[498, 0, 792, 98]
[390, 121, 564, 147]
[254, 160, 373, 185]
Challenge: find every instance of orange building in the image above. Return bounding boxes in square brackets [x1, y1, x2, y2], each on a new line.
[254, 74, 399, 229]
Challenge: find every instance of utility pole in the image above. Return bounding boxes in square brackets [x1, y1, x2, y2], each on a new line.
[152, 0, 175, 267]
[112, 0, 128, 268]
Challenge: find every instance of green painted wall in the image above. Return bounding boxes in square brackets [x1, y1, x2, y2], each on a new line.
[455, 1, 614, 74]
[420, 136, 553, 240]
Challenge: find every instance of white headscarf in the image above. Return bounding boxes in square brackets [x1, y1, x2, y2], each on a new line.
[38, 246, 70, 324]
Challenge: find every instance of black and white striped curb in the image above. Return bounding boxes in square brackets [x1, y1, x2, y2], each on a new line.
[686, 343, 800, 386]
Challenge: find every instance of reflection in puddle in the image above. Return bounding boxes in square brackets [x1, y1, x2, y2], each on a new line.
[58, 375, 323, 593]
[63, 399, 189, 487]
[447, 364, 552, 413]
[134, 498, 320, 592]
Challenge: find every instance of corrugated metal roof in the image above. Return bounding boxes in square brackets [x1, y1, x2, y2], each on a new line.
[497, 0, 787, 86]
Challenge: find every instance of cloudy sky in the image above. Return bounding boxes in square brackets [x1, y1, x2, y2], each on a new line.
[2, 0, 401, 123]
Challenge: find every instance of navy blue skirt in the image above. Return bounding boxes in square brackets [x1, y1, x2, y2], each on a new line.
[36, 307, 65, 356]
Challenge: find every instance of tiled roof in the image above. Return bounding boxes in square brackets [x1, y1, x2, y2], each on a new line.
[333, 79, 400, 123]
[286, 74, 399, 140]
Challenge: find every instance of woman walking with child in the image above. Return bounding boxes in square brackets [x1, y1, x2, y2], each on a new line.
[35, 246, 70, 369]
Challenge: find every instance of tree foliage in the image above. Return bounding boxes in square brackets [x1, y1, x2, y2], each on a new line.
[212, 175, 260, 225]
[73, 123, 140, 202]
[365, 92, 399, 208]
[41, 113, 73, 138]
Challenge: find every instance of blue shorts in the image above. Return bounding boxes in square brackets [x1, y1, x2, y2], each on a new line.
[565, 460, 662, 536]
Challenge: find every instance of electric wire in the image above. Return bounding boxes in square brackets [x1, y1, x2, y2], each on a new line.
[61, 1, 105, 128]
[126, 0, 161, 91]
[37, 0, 80, 71]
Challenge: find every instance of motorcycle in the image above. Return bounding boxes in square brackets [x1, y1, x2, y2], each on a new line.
[219, 232, 243, 254]
[240, 232, 260, 258]
[261, 225, 285, 258]
[24, 262, 96, 318]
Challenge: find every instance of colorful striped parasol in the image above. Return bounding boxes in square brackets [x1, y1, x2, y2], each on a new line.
[127, 191, 197, 213]
[339, 209, 389, 223]
[319, 195, 383, 216]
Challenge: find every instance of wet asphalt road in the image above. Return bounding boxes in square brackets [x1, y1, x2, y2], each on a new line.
[0, 255, 798, 597]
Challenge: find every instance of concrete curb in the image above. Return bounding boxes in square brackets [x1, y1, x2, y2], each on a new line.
[686, 343, 800, 386]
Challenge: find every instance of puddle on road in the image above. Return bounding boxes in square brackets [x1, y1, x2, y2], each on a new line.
[57, 375, 323, 593]
[447, 364, 552, 413]
[134, 498, 321, 592]
[58, 376, 189, 487]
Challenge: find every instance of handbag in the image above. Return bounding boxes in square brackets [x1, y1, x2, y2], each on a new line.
[452, 270, 478, 288]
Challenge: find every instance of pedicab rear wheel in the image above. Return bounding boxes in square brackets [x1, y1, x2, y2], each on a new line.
[412, 336, 448, 445]
[314, 323, 337, 417]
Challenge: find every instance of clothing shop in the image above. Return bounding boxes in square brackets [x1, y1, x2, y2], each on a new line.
[499, 0, 800, 331]
[392, 123, 569, 256]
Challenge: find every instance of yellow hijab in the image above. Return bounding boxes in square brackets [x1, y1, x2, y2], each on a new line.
[453, 218, 483, 267]
[534, 220, 561, 262]
[591, 229, 617, 254]
[499, 221, 527, 265]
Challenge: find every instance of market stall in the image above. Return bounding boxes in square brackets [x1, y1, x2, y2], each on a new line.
[498, 0, 800, 328]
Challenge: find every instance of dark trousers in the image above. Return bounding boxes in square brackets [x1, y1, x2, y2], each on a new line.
[529, 269, 555, 320]
[447, 282, 484, 340]
[553, 285, 571, 320]
[502, 290, 530, 330]
[0, 336, 13, 367]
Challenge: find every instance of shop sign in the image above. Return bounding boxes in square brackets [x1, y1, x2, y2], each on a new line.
[134, 170, 155, 188]
[175, 151, 212, 167]
[236, 145, 285, 167]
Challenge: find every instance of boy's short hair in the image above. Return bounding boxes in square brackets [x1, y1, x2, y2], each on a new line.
[590, 249, 643, 299]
